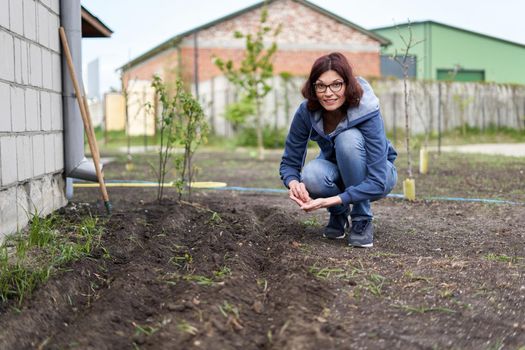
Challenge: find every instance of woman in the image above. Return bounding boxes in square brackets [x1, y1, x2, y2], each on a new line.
[279, 52, 397, 248]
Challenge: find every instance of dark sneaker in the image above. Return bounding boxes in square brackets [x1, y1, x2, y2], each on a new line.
[323, 212, 349, 239]
[348, 219, 374, 247]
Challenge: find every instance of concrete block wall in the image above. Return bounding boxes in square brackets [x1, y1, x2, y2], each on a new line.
[0, 0, 67, 239]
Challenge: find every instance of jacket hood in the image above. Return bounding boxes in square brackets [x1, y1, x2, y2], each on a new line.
[347, 77, 380, 123]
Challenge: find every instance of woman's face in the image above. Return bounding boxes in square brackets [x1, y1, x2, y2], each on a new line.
[314, 70, 346, 111]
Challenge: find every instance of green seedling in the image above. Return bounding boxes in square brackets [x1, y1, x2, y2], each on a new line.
[308, 264, 346, 280]
[302, 217, 321, 227]
[213, 266, 231, 279]
[404, 270, 433, 283]
[484, 253, 521, 263]
[133, 322, 159, 337]
[183, 274, 214, 286]
[365, 273, 386, 297]
[256, 278, 268, 292]
[208, 211, 223, 225]
[391, 303, 456, 315]
[218, 300, 240, 319]
[169, 252, 193, 268]
[177, 320, 198, 335]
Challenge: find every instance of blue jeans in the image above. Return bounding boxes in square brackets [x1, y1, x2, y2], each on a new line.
[301, 128, 396, 221]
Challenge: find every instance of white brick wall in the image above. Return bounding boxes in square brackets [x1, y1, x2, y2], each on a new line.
[37, 2, 49, 47]
[25, 87, 39, 131]
[0, 30, 14, 80]
[1, 0, 65, 238]
[0, 0, 9, 28]
[23, 0, 37, 41]
[11, 86, 25, 131]
[32, 134, 44, 176]
[0, 81, 10, 131]
[8, 0, 23, 36]
[0, 136, 17, 185]
[29, 43, 42, 86]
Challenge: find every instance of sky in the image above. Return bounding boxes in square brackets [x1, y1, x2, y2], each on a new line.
[81, 0, 525, 94]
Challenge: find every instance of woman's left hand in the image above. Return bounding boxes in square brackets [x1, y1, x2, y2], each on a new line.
[299, 196, 343, 212]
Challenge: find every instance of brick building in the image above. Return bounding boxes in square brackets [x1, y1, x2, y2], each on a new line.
[119, 0, 389, 135]
[121, 0, 389, 86]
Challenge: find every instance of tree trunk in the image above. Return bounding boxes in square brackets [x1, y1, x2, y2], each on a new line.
[256, 98, 265, 160]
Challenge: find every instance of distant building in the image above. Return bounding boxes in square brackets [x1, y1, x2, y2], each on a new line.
[120, 0, 389, 87]
[373, 21, 525, 84]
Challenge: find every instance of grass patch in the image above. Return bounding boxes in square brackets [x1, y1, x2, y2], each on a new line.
[0, 213, 105, 306]
[484, 253, 522, 263]
[391, 303, 456, 315]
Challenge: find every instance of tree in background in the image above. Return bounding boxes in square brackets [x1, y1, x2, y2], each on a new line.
[392, 20, 423, 200]
[214, 4, 281, 160]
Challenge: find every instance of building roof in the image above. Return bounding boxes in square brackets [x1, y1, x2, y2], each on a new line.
[119, 0, 391, 71]
[81, 5, 113, 38]
[372, 20, 525, 49]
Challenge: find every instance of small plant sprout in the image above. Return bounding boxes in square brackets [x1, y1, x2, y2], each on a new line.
[213, 266, 232, 280]
[366, 273, 386, 297]
[302, 217, 321, 227]
[169, 252, 193, 269]
[183, 274, 215, 286]
[132, 322, 159, 337]
[208, 211, 223, 225]
[177, 320, 198, 335]
[218, 300, 243, 330]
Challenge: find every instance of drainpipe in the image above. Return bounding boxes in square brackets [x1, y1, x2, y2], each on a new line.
[60, 0, 98, 198]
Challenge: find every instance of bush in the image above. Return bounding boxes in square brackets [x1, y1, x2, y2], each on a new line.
[235, 126, 287, 148]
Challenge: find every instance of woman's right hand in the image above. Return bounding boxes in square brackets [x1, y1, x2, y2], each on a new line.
[288, 180, 311, 206]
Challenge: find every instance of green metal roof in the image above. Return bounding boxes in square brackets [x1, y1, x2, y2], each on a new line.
[373, 20, 525, 49]
[119, 0, 391, 72]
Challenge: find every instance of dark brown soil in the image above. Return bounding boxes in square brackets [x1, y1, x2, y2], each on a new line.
[0, 185, 524, 350]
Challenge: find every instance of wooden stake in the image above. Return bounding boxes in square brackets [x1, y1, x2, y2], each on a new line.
[59, 26, 111, 213]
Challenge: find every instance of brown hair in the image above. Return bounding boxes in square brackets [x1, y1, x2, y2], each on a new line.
[301, 52, 363, 111]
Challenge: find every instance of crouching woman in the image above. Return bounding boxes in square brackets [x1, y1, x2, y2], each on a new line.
[279, 52, 397, 248]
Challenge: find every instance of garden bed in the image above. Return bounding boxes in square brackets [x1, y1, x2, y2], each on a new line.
[0, 150, 524, 349]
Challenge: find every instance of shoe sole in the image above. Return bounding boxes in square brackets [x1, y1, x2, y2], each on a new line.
[349, 242, 373, 248]
[323, 233, 346, 240]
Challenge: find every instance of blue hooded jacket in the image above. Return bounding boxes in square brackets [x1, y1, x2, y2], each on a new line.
[279, 77, 397, 206]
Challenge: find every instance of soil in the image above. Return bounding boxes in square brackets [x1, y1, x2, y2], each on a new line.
[0, 151, 524, 349]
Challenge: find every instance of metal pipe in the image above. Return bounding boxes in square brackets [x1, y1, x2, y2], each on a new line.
[60, 0, 98, 199]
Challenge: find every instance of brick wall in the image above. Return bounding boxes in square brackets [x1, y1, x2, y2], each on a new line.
[124, 0, 382, 85]
[0, 0, 66, 239]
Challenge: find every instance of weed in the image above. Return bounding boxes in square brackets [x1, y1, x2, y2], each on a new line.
[0, 212, 106, 306]
[365, 273, 386, 297]
[484, 253, 521, 263]
[256, 278, 268, 292]
[308, 264, 346, 280]
[404, 270, 433, 283]
[183, 274, 215, 286]
[218, 300, 240, 319]
[302, 217, 321, 227]
[213, 266, 232, 279]
[208, 211, 223, 225]
[177, 320, 198, 335]
[169, 252, 193, 269]
[133, 322, 159, 337]
[391, 303, 456, 315]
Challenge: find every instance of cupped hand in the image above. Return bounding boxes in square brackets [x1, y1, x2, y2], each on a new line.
[288, 180, 311, 204]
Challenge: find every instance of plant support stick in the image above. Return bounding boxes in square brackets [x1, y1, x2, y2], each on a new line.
[59, 27, 112, 214]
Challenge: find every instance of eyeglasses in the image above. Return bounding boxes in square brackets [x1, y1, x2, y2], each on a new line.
[313, 81, 344, 93]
